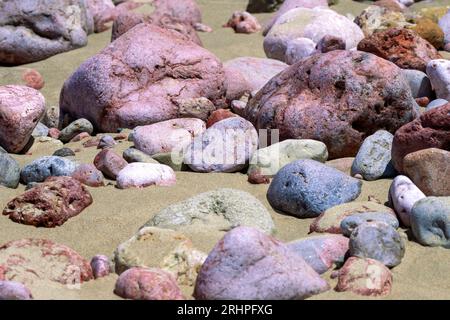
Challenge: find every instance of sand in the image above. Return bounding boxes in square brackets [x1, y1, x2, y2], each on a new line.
[1, 0, 450, 300]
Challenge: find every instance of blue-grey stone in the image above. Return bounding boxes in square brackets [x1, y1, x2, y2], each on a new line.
[351, 130, 396, 181]
[401, 69, 433, 98]
[426, 99, 448, 111]
[31, 123, 49, 138]
[410, 197, 450, 248]
[349, 221, 405, 267]
[0, 153, 20, 188]
[52, 148, 75, 157]
[97, 135, 117, 149]
[267, 159, 362, 218]
[340, 212, 399, 237]
[59, 118, 94, 143]
[20, 156, 77, 184]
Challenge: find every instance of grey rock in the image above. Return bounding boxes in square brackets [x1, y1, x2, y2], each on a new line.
[20, 156, 77, 184]
[0, 153, 20, 188]
[31, 123, 49, 138]
[340, 212, 399, 237]
[152, 152, 186, 171]
[59, 118, 94, 143]
[401, 69, 433, 98]
[426, 98, 448, 111]
[97, 135, 117, 149]
[52, 147, 76, 157]
[123, 148, 159, 164]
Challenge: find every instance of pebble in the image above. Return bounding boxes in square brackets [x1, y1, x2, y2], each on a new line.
[52, 147, 76, 157]
[31, 123, 49, 138]
[123, 148, 159, 164]
[427, 59, 450, 101]
[59, 119, 94, 143]
[48, 128, 61, 139]
[97, 135, 117, 149]
[71, 164, 105, 187]
[94, 149, 128, 180]
[0, 153, 20, 188]
[0, 281, 33, 300]
[426, 98, 448, 111]
[340, 212, 399, 237]
[90, 255, 111, 279]
[401, 69, 433, 98]
[116, 163, 176, 189]
[20, 156, 77, 184]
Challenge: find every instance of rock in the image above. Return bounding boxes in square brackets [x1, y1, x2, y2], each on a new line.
[94, 149, 128, 180]
[267, 159, 362, 218]
[0, 238, 93, 286]
[173, 97, 217, 121]
[193, 23, 212, 33]
[246, 0, 284, 13]
[231, 99, 247, 116]
[0, 153, 20, 188]
[419, 6, 450, 23]
[247, 139, 328, 179]
[439, 9, 450, 45]
[97, 135, 117, 149]
[48, 128, 61, 139]
[415, 97, 429, 107]
[114, 267, 185, 300]
[284, 38, 317, 64]
[0, 0, 93, 65]
[245, 50, 418, 159]
[43, 106, 60, 128]
[351, 130, 396, 181]
[60, 24, 225, 132]
[403, 148, 450, 196]
[193, 226, 329, 300]
[20, 156, 77, 184]
[335, 257, 393, 296]
[316, 35, 346, 53]
[325, 157, 354, 175]
[152, 152, 186, 171]
[310, 201, 395, 234]
[71, 164, 105, 187]
[82, 137, 100, 148]
[391, 104, 450, 172]
[86, 0, 115, 33]
[3, 176, 93, 227]
[184, 117, 258, 173]
[287, 234, 349, 274]
[142, 188, 275, 235]
[53, 147, 76, 157]
[426, 99, 448, 111]
[32, 123, 49, 138]
[349, 221, 405, 267]
[206, 109, 237, 128]
[223, 57, 287, 101]
[357, 28, 441, 72]
[341, 212, 399, 237]
[410, 197, 450, 248]
[388, 175, 426, 227]
[59, 119, 94, 143]
[123, 148, 159, 164]
[0, 85, 46, 153]
[401, 69, 433, 99]
[21, 69, 45, 90]
[0, 281, 33, 300]
[412, 18, 445, 50]
[151, 0, 202, 26]
[116, 163, 176, 189]
[264, 8, 363, 63]
[223, 11, 261, 34]
[114, 227, 206, 285]
[90, 255, 111, 279]
[373, 0, 405, 12]
[426, 59, 450, 101]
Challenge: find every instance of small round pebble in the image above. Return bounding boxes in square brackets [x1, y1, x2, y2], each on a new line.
[90, 255, 111, 279]
[97, 135, 117, 149]
[53, 147, 76, 157]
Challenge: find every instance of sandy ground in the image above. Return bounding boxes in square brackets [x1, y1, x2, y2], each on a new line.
[1, 0, 450, 300]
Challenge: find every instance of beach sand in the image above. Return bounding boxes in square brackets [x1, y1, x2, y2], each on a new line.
[1, 0, 450, 300]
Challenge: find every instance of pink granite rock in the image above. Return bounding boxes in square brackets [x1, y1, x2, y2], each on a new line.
[48, 128, 61, 139]
[206, 109, 237, 128]
[94, 149, 128, 179]
[90, 255, 111, 279]
[223, 11, 262, 34]
[71, 164, 105, 187]
[116, 163, 176, 189]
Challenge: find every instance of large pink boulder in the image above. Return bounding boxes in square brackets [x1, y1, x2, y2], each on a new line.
[0, 85, 46, 153]
[60, 24, 225, 132]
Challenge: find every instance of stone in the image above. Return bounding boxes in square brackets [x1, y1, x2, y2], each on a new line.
[193, 226, 329, 300]
[412, 18, 445, 50]
[184, 117, 258, 173]
[267, 159, 362, 218]
[373, 0, 405, 12]
[142, 188, 275, 235]
[284, 38, 317, 64]
[354, 6, 413, 36]
[410, 197, 450, 248]
[21, 69, 45, 90]
[0, 281, 33, 300]
[173, 97, 216, 121]
[349, 221, 405, 267]
[335, 257, 393, 296]
[206, 109, 237, 128]
[59, 119, 94, 143]
[426, 59, 450, 101]
[3, 176, 93, 228]
[86, 0, 115, 33]
[97, 135, 117, 149]
[114, 267, 185, 300]
[245, 50, 418, 159]
[223, 11, 261, 34]
[43, 106, 60, 129]
[287, 234, 349, 274]
[439, 9, 450, 45]
[246, 0, 284, 13]
[90, 255, 111, 279]
[316, 35, 346, 53]
[351, 130, 396, 181]
[0, 153, 20, 188]
[32, 123, 49, 138]
[71, 164, 105, 187]
[52, 147, 75, 157]
[426, 99, 448, 111]
[152, 152, 186, 171]
[60, 24, 225, 132]
[116, 163, 176, 189]
[20, 156, 77, 184]
[340, 212, 399, 237]
[0, 85, 46, 153]
[401, 69, 433, 99]
[415, 97, 430, 107]
[48, 128, 61, 139]
[94, 149, 128, 180]
[123, 148, 159, 164]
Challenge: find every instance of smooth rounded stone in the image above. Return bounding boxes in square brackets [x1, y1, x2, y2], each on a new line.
[116, 163, 176, 189]
[123, 148, 159, 164]
[287, 234, 349, 274]
[223, 57, 287, 101]
[97, 135, 117, 149]
[247, 139, 328, 179]
[349, 221, 405, 267]
[263, 8, 364, 63]
[0, 85, 46, 153]
[60, 24, 225, 132]
[0, 153, 20, 189]
[20, 68, 45, 90]
[316, 35, 346, 53]
[0, 0, 93, 65]
[152, 152, 186, 171]
[401, 69, 433, 98]
[20, 156, 77, 184]
[284, 37, 317, 65]
[3, 176, 93, 228]
[94, 149, 128, 180]
[439, 9, 450, 45]
[310, 201, 395, 234]
[142, 188, 275, 235]
[133, 118, 206, 156]
[206, 109, 237, 128]
[194, 226, 329, 300]
[31, 123, 49, 138]
[410, 197, 450, 248]
[114, 227, 206, 285]
[59, 119, 94, 143]
[223, 11, 261, 34]
[0, 281, 33, 300]
[52, 147, 76, 157]
[0, 238, 93, 286]
[426, 59, 450, 101]
[184, 117, 258, 173]
[341, 212, 399, 237]
[351, 130, 396, 181]
[267, 159, 362, 218]
[86, 0, 115, 33]
[245, 50, 418, 159]
[325, 157, 354, 175]
[426, 98, 448, 111]
[71, 164, 105, 187]
[335, 257, 393, 296]
[403, 148, 450, 196]
[90, 255, 111, 279]
[389, 175, 426, 227]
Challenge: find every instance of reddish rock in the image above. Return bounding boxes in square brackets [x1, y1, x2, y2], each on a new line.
[22, 69, 45, 90]
[415, 96, 430, 107]
[391, 104, 450, 172]
[114, 267, 185, 300]
[69, 132, 91, 143]
[48, 128, 61, 139]
[86, 0, 115, 33]
[114, 133, 128, 140]
[206, 109, 237, 128]
[152, 0, 202, 26]
[90, 255, 111, 279]
[83, 137, 101, 148]
[3, 176, 93, 228]
[357, 28, 442, 72]
[374, 0, 405, 12]
[247, 168, 270, 184]
[71, 164, 105, 187]
[223, 11, 261, 34]
[245, 50, 418, 159]
[94, 149, 128, 179]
